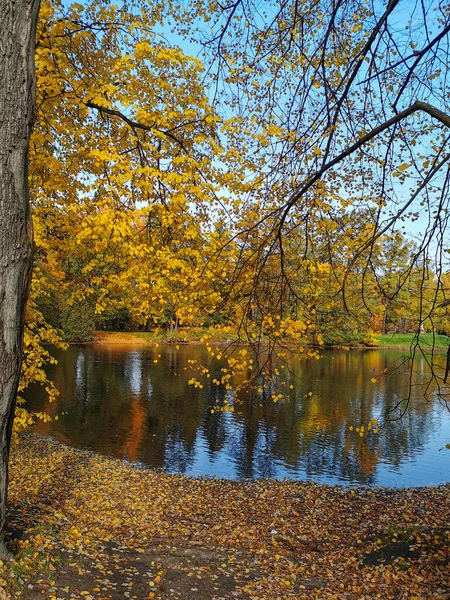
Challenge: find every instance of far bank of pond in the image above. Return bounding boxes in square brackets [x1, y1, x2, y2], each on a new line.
[91, 330, 450, 349]
[24, 342, 450, 488]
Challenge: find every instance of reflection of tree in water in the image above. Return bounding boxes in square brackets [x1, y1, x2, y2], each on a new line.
[202, 383, 228, 455]
[233, 400, 259, 479]
[230, 391, 282, 479]
[130, 347, 208, 471]
[122, 394, 146, 462]
[376, 399, 440, 468]
[224, 349, 444, 484]
[23, 345, 449, 485]
[162, 425, 196, 474]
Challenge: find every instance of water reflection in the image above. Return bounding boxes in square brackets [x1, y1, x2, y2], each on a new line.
[24, 344, 450, 486]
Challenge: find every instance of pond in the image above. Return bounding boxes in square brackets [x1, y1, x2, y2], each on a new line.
[24, 343, 450, 487]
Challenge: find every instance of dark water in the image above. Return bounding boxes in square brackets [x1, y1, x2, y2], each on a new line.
[24, 344, 450, 486]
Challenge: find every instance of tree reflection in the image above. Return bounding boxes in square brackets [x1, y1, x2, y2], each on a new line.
[24, 344, 450, 485]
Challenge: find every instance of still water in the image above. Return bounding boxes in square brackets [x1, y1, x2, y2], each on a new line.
[24, 344, 450, 487]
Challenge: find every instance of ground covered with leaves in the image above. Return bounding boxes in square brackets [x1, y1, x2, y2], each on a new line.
[1, 435, 449, 599]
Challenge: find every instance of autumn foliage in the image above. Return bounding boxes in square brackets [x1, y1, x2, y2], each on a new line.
[18, 0, 450, 421]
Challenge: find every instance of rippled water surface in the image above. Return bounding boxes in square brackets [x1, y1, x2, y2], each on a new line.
[24, 344, 450, 486]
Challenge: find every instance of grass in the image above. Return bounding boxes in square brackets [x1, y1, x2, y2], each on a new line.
[376, 332, 450, 348]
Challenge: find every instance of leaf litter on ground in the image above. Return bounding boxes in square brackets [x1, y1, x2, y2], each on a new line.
[0, 434, 448, 599]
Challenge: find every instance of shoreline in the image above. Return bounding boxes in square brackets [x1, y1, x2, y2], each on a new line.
[73, 330, 450, 352]
[22, 433, 450, 493]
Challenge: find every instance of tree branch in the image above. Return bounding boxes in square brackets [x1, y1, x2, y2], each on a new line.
[279, 100, 450, 226]
[84, 100, 187, 149]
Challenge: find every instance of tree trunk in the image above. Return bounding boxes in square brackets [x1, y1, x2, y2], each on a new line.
[382, 302, 389, 334]
[0, 0, 40, 558]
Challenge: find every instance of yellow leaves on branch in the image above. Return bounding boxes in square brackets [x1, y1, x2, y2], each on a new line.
[30, 0, 234, 342]
[392, 163, 411, 177]
[24, 0, 444, 430]
[15, 273, 68, 438]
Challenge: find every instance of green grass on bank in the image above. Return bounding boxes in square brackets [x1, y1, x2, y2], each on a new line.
[376, 333, 450, 348]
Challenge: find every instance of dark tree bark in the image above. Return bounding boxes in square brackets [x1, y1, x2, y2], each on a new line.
[0, 0, 40, 558]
